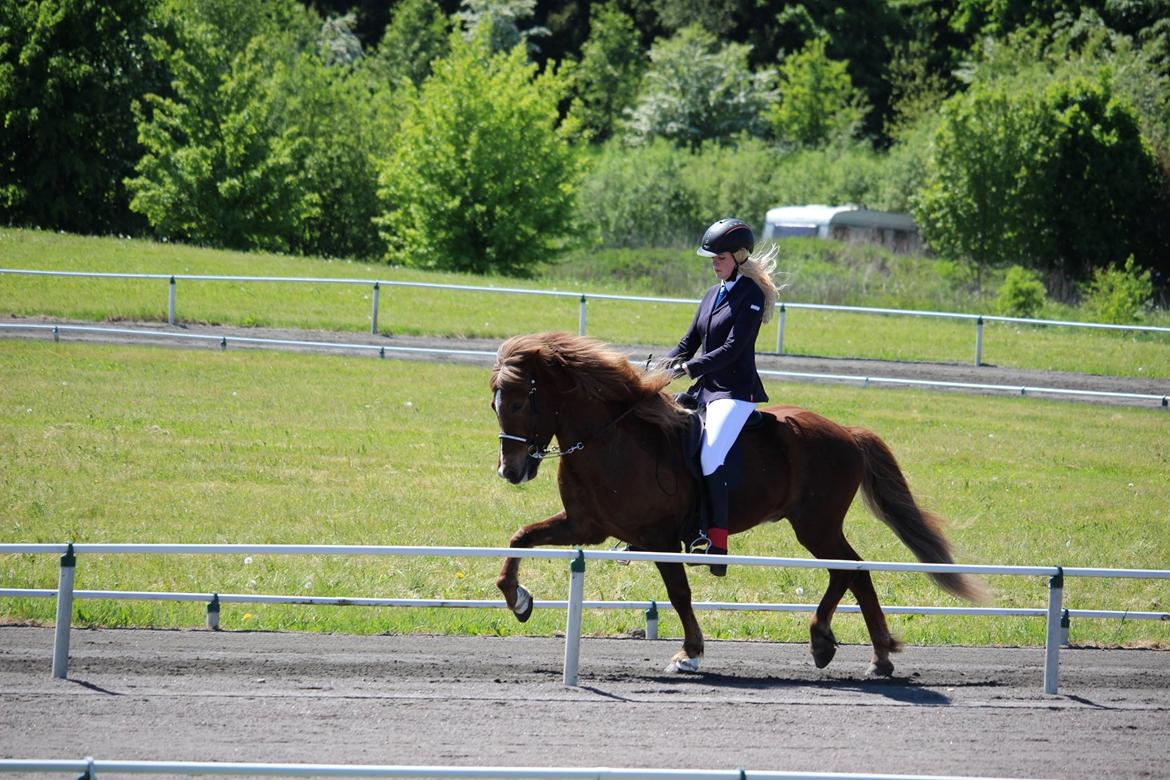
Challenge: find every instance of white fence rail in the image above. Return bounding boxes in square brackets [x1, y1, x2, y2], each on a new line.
[3, 322, 1167, 408]
[2, 543, 1168, 694]
[4, 267, 1169, 366]
[0, 757, 1049, 780]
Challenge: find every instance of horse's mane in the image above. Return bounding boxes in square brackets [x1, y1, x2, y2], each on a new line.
[492, 332, 690, 432]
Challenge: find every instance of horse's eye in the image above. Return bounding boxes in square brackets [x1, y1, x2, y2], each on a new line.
[510, 401, 523, 412]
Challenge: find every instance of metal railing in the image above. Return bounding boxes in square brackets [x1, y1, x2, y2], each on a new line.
[0, 757, 1049, 779]
[3, 542, 1168, 694]
[2, 322, 1167, 407]
[4, 268, 1168, 366]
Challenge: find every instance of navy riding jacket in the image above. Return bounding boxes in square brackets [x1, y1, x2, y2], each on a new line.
[666, 275, 769, 405]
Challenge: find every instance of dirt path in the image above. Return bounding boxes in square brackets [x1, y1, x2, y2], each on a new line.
[1, 627, 1167, 778]
[5, 317, 1168, 408]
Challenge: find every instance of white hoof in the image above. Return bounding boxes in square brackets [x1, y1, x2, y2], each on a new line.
[664, 654, 702, 674]
[513, 585, 532, 618]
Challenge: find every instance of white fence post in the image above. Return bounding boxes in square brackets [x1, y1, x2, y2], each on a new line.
[975, 316, 984, 366]
[52, 543, 76, 679]
[370, 283, 380, 335]
[562, 550, 585, 687]
[578, 295, 587, 337]
[775, 303, 786, 354]
[167, 277, 176, 326]
[1044, 567, 1064, 694]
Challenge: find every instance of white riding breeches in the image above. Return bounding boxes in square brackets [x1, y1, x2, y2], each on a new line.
[701, 398, 756, 476]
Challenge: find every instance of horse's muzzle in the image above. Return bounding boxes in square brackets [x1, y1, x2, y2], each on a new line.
[498, 454, 541, 484]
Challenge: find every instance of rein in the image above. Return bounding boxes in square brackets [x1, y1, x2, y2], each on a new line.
[498, 378, 642, 460]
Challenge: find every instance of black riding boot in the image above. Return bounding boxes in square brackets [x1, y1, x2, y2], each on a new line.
[703, 466, 729, 577]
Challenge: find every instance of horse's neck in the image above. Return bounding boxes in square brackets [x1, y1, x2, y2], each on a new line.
[555, 398, 623, 444]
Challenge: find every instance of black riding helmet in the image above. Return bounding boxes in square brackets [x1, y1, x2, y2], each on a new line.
[697, 218, 755, 258]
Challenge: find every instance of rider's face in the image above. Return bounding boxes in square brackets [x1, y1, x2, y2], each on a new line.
[712, 252, 736, 282]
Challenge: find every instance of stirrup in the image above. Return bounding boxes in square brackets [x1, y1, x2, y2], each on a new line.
[613, 541, 631, 566]
[686, 532, 711, 563]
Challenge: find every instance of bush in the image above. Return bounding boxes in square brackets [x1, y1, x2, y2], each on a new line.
[575, 139, 700, 248]
[376, 29, 581, 275]
[995, 265, 1047, 318]
[1082, 256, 1153, 324]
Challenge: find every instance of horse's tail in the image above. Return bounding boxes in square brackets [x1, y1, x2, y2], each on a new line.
[850, 427, 988, 604]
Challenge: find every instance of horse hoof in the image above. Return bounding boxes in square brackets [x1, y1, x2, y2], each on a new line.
[812, 645, 837, 669]
[664, 652, 702, 674]
[512, 585, 533, 623]
[867, 659, 895, 677]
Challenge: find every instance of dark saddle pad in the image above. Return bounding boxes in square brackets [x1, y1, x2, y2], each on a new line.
[679, 402, 765, 488]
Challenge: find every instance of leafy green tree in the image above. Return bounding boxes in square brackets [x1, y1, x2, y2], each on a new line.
[914, 82, 1046, 287]
[624, 25, 774, 148]
[565, 3, 645, 142]
[376, 29, 581, 275]
[126, 3, 321, 252]
[917, 70, 1169, 287]
[128, 0, 391, 258]
[769, 37, 867, 148]
[0, 0, 164, 233]
[367, 0, 449, 88]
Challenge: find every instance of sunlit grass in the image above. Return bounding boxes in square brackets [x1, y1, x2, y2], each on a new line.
[3, 228, 1167, 378]
[2, 340, 1167, 647]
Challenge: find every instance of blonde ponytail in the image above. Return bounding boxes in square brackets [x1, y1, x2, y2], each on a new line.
[732, 244, 785, 323]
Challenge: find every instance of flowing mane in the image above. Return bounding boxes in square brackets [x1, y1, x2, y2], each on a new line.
[492, 332, 689, 431]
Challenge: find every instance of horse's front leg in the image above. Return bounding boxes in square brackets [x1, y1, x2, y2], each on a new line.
[655, 561, 705, 673]
[497, 510, 599, 623]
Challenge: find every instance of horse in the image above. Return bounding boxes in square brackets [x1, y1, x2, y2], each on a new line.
[489, 332, 986, 676]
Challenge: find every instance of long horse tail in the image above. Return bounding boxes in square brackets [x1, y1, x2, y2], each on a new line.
[850, 427, 988, 604]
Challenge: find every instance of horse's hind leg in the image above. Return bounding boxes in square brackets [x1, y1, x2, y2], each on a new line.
[795, 522, 900, 675]
[848, 570, 901, 676]
[655, 560, 705, 672]
[791, 504, 899, 673]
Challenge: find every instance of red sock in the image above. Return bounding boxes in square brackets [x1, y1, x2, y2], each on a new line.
[708, 528, 728, 549]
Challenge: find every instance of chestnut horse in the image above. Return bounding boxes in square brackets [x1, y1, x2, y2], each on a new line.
[490, 332, 985, 676]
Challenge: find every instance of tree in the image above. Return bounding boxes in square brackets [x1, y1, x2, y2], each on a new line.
[916, 70, 1169, 288]
[126, 0, 323, 253]
[769, 37, 867, 148]
[624, 25, 774, 148]
[367, 0, 450, 88]
[376, 29, 581, 275]
[565, 3, 645, 142]
[0, 0, 164, 233]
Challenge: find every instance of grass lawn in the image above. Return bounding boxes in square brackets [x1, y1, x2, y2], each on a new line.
[2, 339, 1167, 648]
[3, 228, 1168, 379]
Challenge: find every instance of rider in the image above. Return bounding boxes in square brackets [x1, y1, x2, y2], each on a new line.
[666, 218, 781, 576]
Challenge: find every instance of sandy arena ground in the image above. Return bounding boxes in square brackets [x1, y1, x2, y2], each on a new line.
[1, 626, 1168, 779]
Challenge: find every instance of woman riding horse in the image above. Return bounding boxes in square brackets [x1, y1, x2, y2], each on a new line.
[665, 217, 782, 575]
[490, 331, 986, 676]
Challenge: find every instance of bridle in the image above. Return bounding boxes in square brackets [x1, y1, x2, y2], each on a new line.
[496, 377, 641, 460]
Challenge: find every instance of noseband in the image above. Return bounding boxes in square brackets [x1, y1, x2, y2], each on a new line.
[496, 377, 639, 460]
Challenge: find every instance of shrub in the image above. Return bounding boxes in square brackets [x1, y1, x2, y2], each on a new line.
[995, 265, 1047, 318]
[575, 139, 699, 248]
[1082, 256, 1153, 324]
[376, 29, 581, 275]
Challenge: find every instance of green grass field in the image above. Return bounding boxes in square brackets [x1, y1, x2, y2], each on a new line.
[2, 340, 1167, 648]
[3, 228, 1168, 378]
